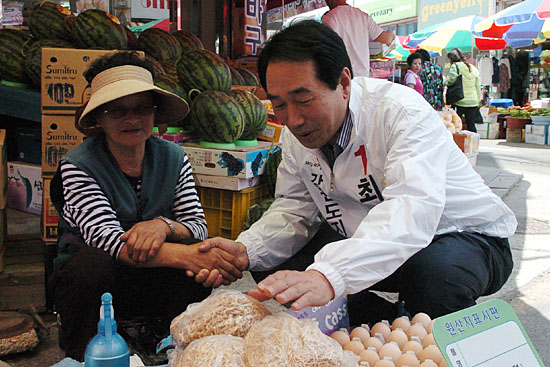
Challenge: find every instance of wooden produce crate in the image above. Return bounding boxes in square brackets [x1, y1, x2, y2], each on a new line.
[196, 184, 270, 240]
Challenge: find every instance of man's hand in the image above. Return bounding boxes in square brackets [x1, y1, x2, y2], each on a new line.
[187, 238, 250, 285]
[248, 270, 335, 311]
[183, 243, 244, 286]
[120, 219, 167, 264]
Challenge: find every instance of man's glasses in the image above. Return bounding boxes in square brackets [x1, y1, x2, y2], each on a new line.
[102, 104, 157, 120]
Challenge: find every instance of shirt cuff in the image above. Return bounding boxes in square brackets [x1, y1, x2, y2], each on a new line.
[306, 261, 346, 299]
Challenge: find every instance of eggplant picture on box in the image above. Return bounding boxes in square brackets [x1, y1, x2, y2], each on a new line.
[7, 162, 42, 215]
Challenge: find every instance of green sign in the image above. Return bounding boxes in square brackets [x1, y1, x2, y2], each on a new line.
[418, 0, 489, 29]
[355, 0, 417, 24]
[433, 300, 544, 367]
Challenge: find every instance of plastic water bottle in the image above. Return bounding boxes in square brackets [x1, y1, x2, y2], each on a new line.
[84, 292, 130, 367]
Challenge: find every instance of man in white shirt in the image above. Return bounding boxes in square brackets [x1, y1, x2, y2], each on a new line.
[193, 21, 516, 324]
[322, 0, 395, 77]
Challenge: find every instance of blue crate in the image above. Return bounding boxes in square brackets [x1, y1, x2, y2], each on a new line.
[489, 98, 514, 108]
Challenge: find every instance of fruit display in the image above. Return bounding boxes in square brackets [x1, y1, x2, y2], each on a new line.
[137, 28, 182, 63]
[0, 29, 33, 84]
[228, 89, 268, 141]
[172, 30, 204, 52]
[329, 313, 448, 367]
[71, 9, 128, 50]
[28, 1, 74, 41]
[24, 38, 74, 87]
[176, 49, 232, 93]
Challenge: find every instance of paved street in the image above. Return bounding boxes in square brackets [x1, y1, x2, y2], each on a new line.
[476, 139, 550, 366]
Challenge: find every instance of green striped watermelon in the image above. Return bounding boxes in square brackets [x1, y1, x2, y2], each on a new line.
[28, 1, 74, 42]
[160, 61, 178, 77]
[172, 30, 203, 52]
[138, 28, 182, 63]
[262, 147, 282, 198]
[189, 90, 245, 143]
[155, 73, 189, 126]
[125, 27, 139, 50]
[229, 89, 268, 140]
[144, 54, 166, 78]
[176, 49, 231, 93]
[244, 198, 275, 229]
[229, 67, 245, 86]
[24, 38, 74, 87]
[72, 9, 127, 50]
[237, 67, 260, 86]
[0, 29, 33, 84]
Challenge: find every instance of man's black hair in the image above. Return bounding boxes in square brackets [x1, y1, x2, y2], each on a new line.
[83, 51, 156, 83]
[416, 49, 431, 63]
[257, 20, 353, 91]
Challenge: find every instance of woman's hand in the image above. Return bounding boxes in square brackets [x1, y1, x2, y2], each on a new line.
[120, 219, 167, 264]
[182, 243, 244, 286]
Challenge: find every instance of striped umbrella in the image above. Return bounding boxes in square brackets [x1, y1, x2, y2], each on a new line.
[407, 15, 508, 53]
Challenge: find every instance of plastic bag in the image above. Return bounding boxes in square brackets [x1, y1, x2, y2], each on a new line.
[168, 335, 245, 367]
[244, 312, 360, 367]
[170, 289, 271, 347]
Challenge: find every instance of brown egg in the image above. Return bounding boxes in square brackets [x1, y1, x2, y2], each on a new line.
[439, 359, 448, 367]
[410, 335, 423, 347]
[351, 326, 372, 344]
[391, 316, 411, 333]
[374, 358, 396, 367]
[419, 345, 443, 364]
[411, 313, 432, 328]
[364, 336, 384, 352]
[330, 330, 350, 347]
[402, 340, 423, 357]
[426, 319, 435, 334]
[408, 323, 428, 342]
[387, 329, 408, 349]
[422, 333, 436, 346]
[419, 360, 438, 367]
[360, 348, 381, 366]
[371, 322, 392, 341]
[343, 338, 365, 355]
[378, 342, 401, 362]
[396, 351, 420, 367]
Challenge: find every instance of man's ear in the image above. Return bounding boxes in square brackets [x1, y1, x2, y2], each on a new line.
[340, 67, 352, 100]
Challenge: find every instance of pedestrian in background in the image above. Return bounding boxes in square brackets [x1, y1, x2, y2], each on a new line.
[322, 0, 394, 77]
[444, 48, 481, 132]
[404, 52, 424, 95]
[417, 48, 444, 110]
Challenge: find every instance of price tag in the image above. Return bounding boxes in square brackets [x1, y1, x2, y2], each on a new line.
[433, 299, 543, 367]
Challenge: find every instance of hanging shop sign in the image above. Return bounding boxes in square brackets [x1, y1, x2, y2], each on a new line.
[418, 0, 489, 29]
[243, 0, 267, 55]
[266, 0, 327, 23]
[355, 0, 417, 24]
[131, 0, 169, 20]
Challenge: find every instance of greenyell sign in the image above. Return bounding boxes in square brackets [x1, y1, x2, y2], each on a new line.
[355, 0, 417, 24]
[433, 299, 544, 366]
[418, 0, 489, 29]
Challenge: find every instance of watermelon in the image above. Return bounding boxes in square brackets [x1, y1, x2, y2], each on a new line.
[244, 198, 275, 229]
[229, 67, 245, 86]
[262, 147, 282, 198]
[154, 73, 187, 101]
[176, 49, 231, 93]
[189, 90, 245, 143]
[138, 28, 182, 63]
[144, 54, 166, 78]
[160, 62, 178, 77]
[0, 29, 33, 84]
[172, 30, 204, 52]
[72, 9, 127, 50]
[125, 27, 139, 50]
[236, 67, 260, 86]
[24, 38, 74, 87]
[229, 89, 268, 140]
[28, 1, 74, 42]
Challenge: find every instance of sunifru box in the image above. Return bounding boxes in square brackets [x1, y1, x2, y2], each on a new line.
[41, 48, 144, 115]
[42, 114, 86, 176]
[182, 141, 273, 179]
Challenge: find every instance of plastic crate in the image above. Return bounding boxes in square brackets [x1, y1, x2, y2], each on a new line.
[196, 184, 270, 240]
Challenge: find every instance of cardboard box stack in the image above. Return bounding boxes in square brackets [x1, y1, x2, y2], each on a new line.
[525, 124, 549, 145]
[476, 106, 500, 139]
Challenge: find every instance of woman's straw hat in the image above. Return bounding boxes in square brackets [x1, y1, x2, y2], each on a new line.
[77, 65, 189, 130]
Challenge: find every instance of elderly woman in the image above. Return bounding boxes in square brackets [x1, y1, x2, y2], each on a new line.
[404, 52, 424, 95]
[49, 52, 241, 361]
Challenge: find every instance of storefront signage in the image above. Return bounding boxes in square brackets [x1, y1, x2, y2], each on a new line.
[131, 0, 169, 20]
[243, 0, 266, 55]
[418, 0, 489, 29]
[355, 0, 417, 24]
[266, 0, 326, 23]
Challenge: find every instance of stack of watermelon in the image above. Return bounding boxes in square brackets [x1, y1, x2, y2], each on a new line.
[0, 1, 136, 88]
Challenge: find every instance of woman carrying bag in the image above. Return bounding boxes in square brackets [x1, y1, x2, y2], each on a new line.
[444, 48, 481, 132]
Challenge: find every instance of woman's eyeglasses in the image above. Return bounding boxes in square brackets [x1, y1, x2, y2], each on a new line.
[102, 104, 157, 120]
